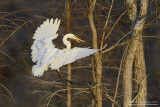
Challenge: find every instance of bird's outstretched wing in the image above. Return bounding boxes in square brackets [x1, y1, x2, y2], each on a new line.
[50, 47, 99, 70]
[31, 18, 60, 77]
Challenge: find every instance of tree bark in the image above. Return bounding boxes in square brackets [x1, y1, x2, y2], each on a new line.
[134, 36, 147, 107]
[95, 54, 102, 107]
[125, 0, 137, 22]
[88, 0, 102, 107]
[67, 64, 71, 107]
[123, 0, 148, 107]
[123, 20, 147, 107]
[122, 1, 137, 104]
[66, 0, 72, 107]
[133, 0, 148, 106]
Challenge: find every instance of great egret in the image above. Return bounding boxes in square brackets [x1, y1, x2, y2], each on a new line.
[31, 18, 100, 77]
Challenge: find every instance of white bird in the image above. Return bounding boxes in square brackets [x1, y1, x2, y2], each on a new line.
[31, 18, 99, 77]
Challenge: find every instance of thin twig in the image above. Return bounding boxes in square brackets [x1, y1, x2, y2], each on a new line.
[104, 10, 128, 40]
[0, 84, 16, 104]
[0, 21, 29, 47]
[0, 51, 16, 62]
[100, 0, 114, 48]
[112, 47, 127, 107]
[102, 87, 121, 107]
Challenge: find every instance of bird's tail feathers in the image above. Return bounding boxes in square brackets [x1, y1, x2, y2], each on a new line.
[32, 65, 44, 77]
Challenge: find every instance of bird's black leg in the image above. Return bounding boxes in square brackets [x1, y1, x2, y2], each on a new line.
[56, 69, 83, 85]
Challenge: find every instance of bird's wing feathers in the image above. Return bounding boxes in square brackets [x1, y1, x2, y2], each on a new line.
[31, 18, 60, 77]
[50, 47, 99, 70]
[33, 18, 60, 40]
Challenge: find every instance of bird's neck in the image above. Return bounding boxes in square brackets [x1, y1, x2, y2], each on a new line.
[63, 35, 71, 49]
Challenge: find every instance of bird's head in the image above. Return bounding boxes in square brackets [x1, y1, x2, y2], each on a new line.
[65, 33, 85, 43]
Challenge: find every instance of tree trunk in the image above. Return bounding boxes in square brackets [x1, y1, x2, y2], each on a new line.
[134, 35, 147, 107]
[123, 0, 148, 107]
[95, 55, 102, 107]
[123, 0, 137, 105]
[67, 64, 71, 107]
[66, 0, 72, 107]
[133, 0, 148, 106]
[88, 0, 102, 107]
[123, 20, 147, 107]
[123, 15, 138, 107]
[125, 0, 137, 22]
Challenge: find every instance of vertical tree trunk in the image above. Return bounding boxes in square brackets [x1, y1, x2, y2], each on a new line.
[91, 56, 96, 107]
[67, 64, 71, 107]
[123, 0, 148, 107]
[134, 36, 147, 107]
[123, 38, 137, 107]
[95, 55, 102, 107]
[88, 0, 102, 107]
[123, 1, 137, 106]
[133, 0, 148, 106]
[66, 0, 71, 107]
[123, 19, 147, 107]
[125, 0, 137, 22]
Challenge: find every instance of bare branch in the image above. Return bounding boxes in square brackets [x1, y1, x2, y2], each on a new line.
[0, 21, 29, 47]
[100, 0, 114, 48]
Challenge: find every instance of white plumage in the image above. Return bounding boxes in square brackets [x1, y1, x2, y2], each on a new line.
[31, 18, 99, 77]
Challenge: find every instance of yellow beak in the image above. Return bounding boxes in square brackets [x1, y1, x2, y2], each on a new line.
[73, 36, 85, 43]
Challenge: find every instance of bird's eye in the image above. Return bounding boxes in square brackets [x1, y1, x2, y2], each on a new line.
[67, 38, 72, 41]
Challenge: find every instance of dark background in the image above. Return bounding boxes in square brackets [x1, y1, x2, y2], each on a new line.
[0, 0, 160, 106]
